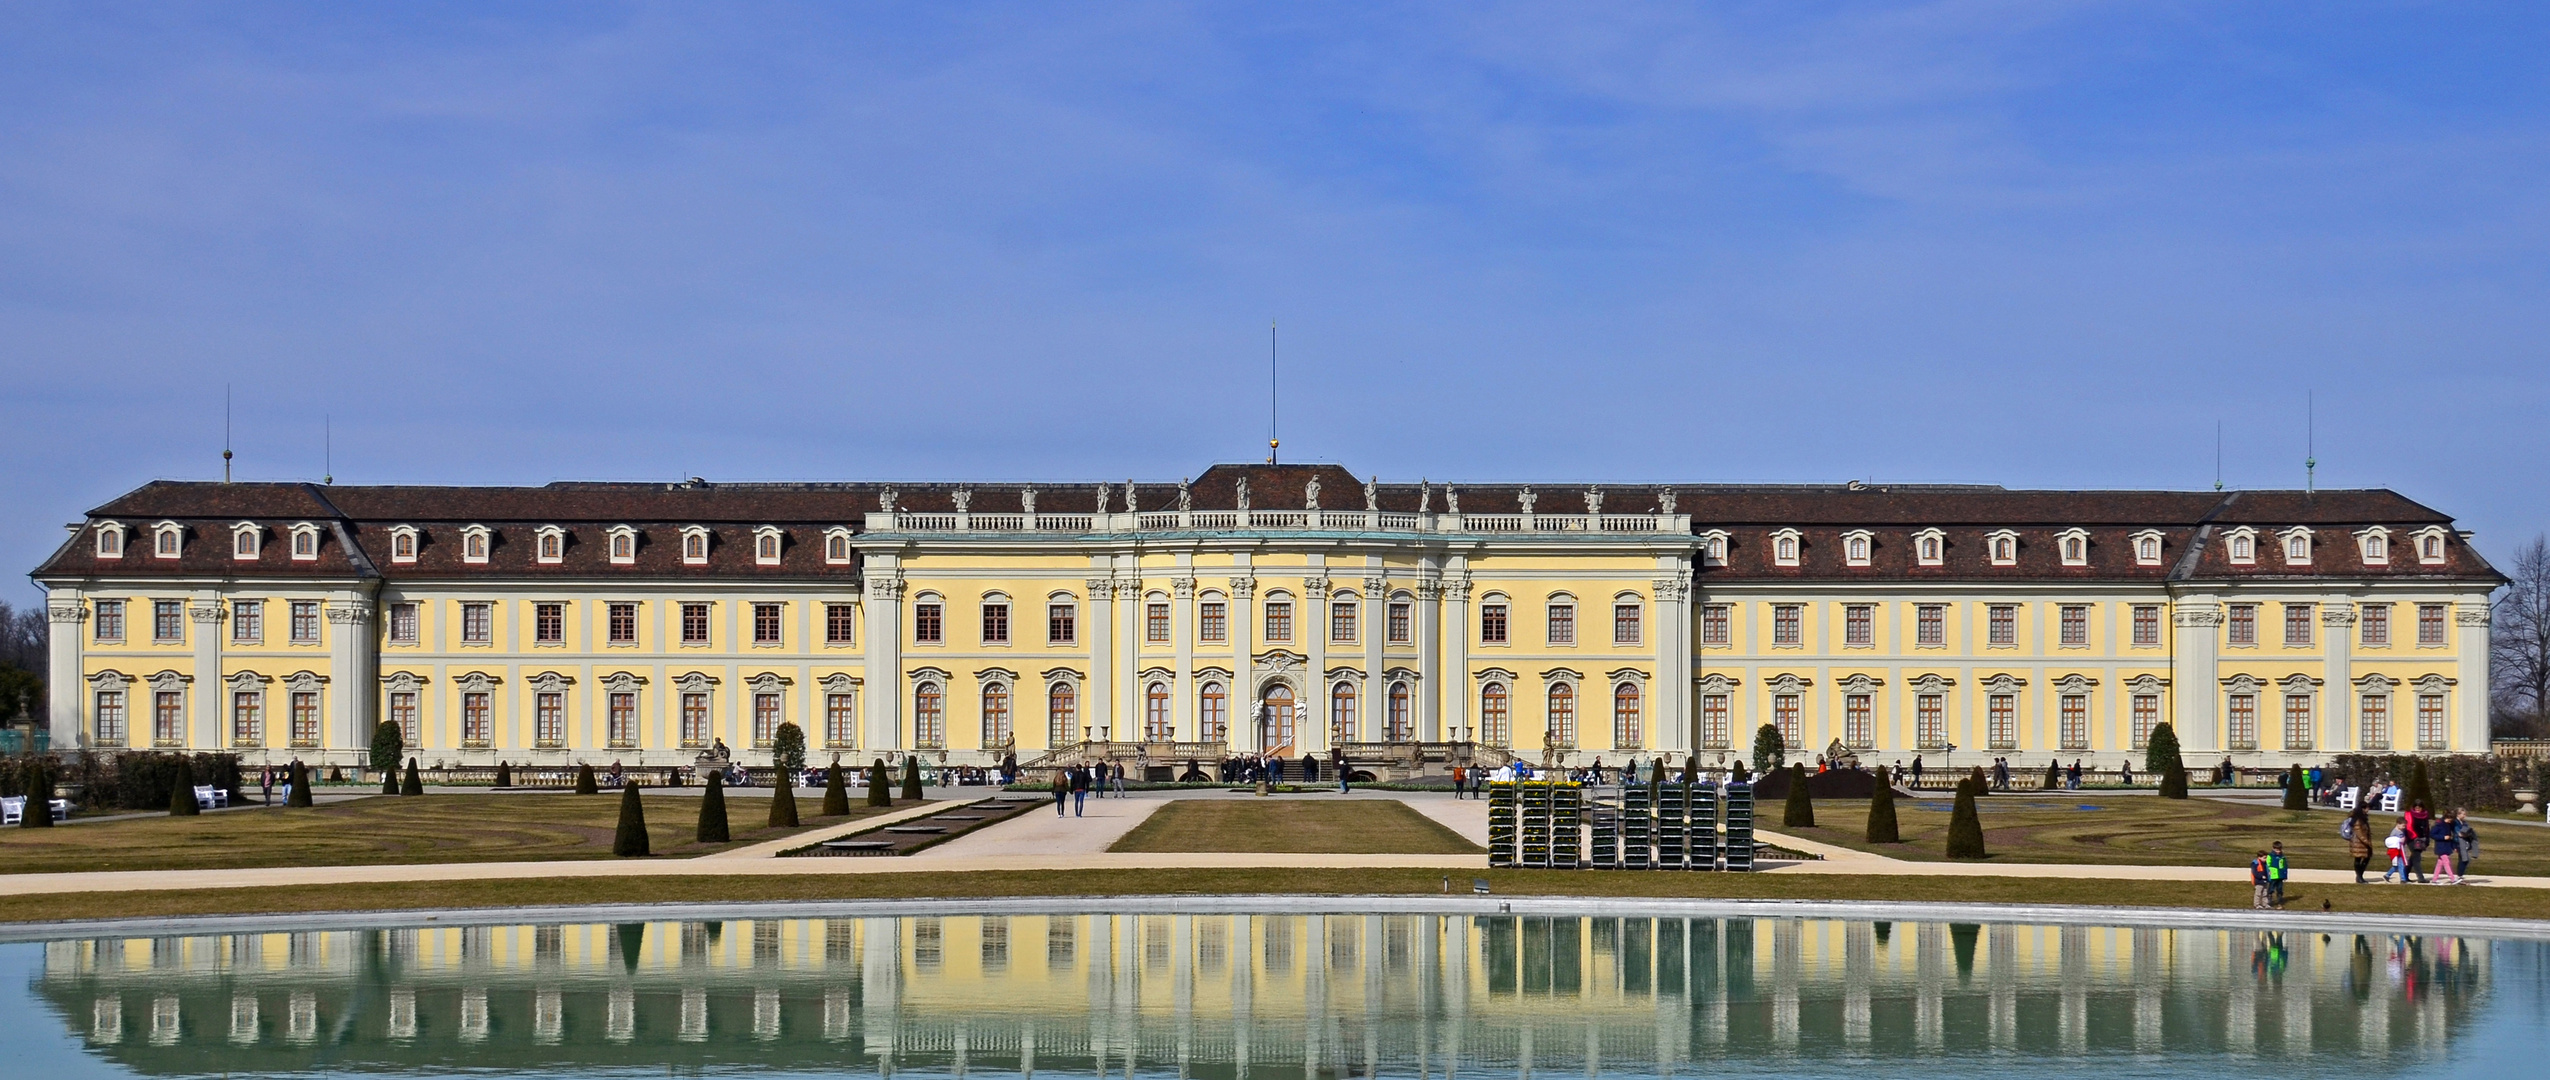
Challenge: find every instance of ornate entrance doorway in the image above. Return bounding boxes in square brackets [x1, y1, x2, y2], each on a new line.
[1259, 684, 1296, 757]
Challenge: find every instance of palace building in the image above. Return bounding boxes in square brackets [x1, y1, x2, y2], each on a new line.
[32, 463, 2503, 772]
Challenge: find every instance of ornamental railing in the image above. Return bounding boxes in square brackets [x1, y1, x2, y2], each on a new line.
[873, 510, 1692, 536]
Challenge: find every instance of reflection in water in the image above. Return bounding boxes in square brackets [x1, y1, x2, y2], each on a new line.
[21, 912, 2504, 1076]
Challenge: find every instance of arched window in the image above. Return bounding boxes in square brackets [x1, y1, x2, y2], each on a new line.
[2136, 535, 2160, 562]
[1991, 536, 2015, 562]
[982, 683, 1011, 747]
[757, 531, 782, 563]
[1774, 534, 1798, 563]
[1145, 682, 1172, 742]
[538, 531, 563, 561]
[464, 530, 489, 561]
[914, 682, 945, 748]
[233, 527, 258, 559]
[1917, 534, 1941, 562]
[1199, 681, 1227, 742]
[1262, 684, 1296, 753]
[1547, 684, 1576, 747]
[1612, 683, 1641, 748]
[1047, 682, 1078, 745]
[2061, 535, 2084, 563]
[683, 530, 709, 562]
[1481, 683, 1510, 746]
[1844, 534, 1869, 563]
[610, 531, 634, 561]
[1388, 682, 1411, 742]
[1331, 681, 1357, 743]
[826, 532, 852, 562]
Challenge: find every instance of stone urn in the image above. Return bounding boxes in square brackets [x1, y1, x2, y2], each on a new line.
[2516, 788, 2540, 816]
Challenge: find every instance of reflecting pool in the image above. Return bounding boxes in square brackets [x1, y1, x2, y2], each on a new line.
[4, 907, 2540, 1077]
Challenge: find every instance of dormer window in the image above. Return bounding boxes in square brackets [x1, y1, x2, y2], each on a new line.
[2056, 528, 2090, 567]
[2414, 526, 2448, 565]
[231, 522, 262, 561]
[387, 526, 419, 563]
[1770, 529, 1801, 567]
[2356, 527, 2390, 565]
[2224, 527, 2257, 565]
[154, 521, 183, 558]
[2131, 530, 2165, 566]
[1912, 529, 1944, 567]
[1986, 530, 2019, 566]
[288, 523, 322, 561]
[1699, 530, 1730, 567]
[535, 526, 566, 564]
[823, 527, 854, 565]
[95, 522, 127, 559]
[461, 525, 492, 564]
[607, 526, 638, 565]
[754, 526, 783, 566]
[2280, 527, 2313, 566]
[1840, 530, 1872, 567]
[680, 526, 711, 565]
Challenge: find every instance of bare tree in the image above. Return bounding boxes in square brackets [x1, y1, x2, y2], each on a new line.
[0, 601, 42, 724]
[2494, 534, 2550, 738]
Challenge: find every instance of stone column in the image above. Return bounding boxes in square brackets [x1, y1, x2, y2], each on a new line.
[1115, 577, 1141, 742]
[1653, 572, 1690, 756]
[45, 597, 86, 749]
[1231, 576, 1256, 752]
[1363, 575, 1387, 742]
[1417, 578, 1442, 742]
[2171, 598, 2222, 755]
[1173, 577, 1196, 741]
[2322, 603, 2354, 751]
[1444, 574, 1472, 743]
[863, 573, 904, 750]
[2457, 603, 2492, 752]
[1086, 577, 1115, 743]
[1306, 576, 1331, 751]
[327, 597, 377, 755]
[191, 597, 227, 749]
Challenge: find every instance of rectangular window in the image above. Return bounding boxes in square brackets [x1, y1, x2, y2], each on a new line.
[390, 691, 418, 747]
[95, 599, 124, 642]
[1265, 601, 1292, 643]
[2059, 695, 2087, 750]
[388, 602, 418, 644]
[826, 603, 856, 645]
[95, 690, 126, 746]
[754, 693, 780, 746]
[1844, 694, 1872, 748]
[1150, 602, 1172, 643]
[462, 602, 493, 644]
[290, 690, 319, 745]
[681, 603, 711, 644]
[1194, 602, 1221, 644]
[825, 693, 856, 748]
[1773, 694, 1800, 749]
[291, 600, 322, 644]
[2132, 694, 2159, 749]
[2059, 605, 2087, 647]
[2227, 694, 2257, 750]
[2226, 604, 2256, 646]
[680, 693, 710, 746]
[979, 602, 1008, 645]
[1330, 601, 1355, 643]
[1844, 604, 1872, 646]
[1048, 684, 1078, 745]
[1479, 603, 1506, 644]
[754, 602, 783, 645]
[2284, 603, 2314, 647]
[1917, 694, 1945, 749]
[533, 602, 564, 644]
[913, 603, 943, 644]
[1701, 694, 1730, 748]
[231, 691, 261, 746]
[1546, 604, 1573, 645]
[1772, 605, 1801, 646]
[462, 693, 491, 745]
[154, 600, 184, 643]
[232, 600, 262, 644]
[609, 692, 636, 747]
[1987, 694, 2016, 750]
[609, 602, 638, 645]
[1613, 603, 1641, 646]
[2283, 692, 2313, 749]
[2360, 604, 2389, 647]
[155, 691, 183, 745]
[1388, 602, 1412, 644]
[2132, 605, 2161, 647]
[2418, 604, 2446, 646]
[1916, 605, 1945, 646]
[535, 692, 564, 747]
[1700, 604, 1730, 646]
[2417, 694, 2446, 749]
[1988, 605, 2016, 647]
[2359, 694, 2388, 750]
[1047, 602, 1078, 645]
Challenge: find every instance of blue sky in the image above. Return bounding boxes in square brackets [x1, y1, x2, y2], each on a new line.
[4, 3, 2547, 604]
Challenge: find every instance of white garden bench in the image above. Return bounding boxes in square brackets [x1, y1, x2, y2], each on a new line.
[2337, 787, 2359, 811]
[194, 785, 228, 810]
[0, 796, 70, 824]
[2380, 788, 2402, 813]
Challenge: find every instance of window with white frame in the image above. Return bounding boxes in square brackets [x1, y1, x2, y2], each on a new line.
[1264, 596, 1293, 643]
[977, 597, 1006, 645]
[986, 682, 1015, 746]
[608, 602, 638, 644]
[1152, 600, 1175, 643]
[389, 526, 419, 562]
[1844, 604, 1873, 646]
[1050, 598, 1079, 644]
[1987, 693, 2016, 749]
[290, 523, 322, 559]
[2359, 690, 2389, 750]
[825, 603, 856, 645]
[535, 527, 565, 563]
[1917, 694, 1945, 749]
[154, 689, 183, 745]
[390, 690, 418, 747]
[680, 602, 711, 644]
[1388, 600, 1412, 644]
[678, 691, 708, 747]
[1480, 683, 1510, 746]
[2417, 693, 2446, 750]
[1700, 604, 1730, 646]
[1330, 681, 1357, 742]
[2357, 528, 2389, 565]
[1700, 531, 1730, 566]
[1047, 681, 1078, 745]
[1773, 693, 1799, 749]
[913, 682, 945, 748]
[1701, 693, 1730, 748]
[1478, 599, 1505, 644]
[1913, 529, 1943, 566]
[1388, 681, 1412, 741]
[154, 600, 183, 642]
[609, 692, 638, 747]
[2133, 530, 2164, 566]
[825, 689, 857, 748]
[2059, 694, 2088, 750]
[2281, 528, 2312, 565]
[1844, 693, 1872, 749]
[532, 602, 564, 644]
[1199, 681, 1226, 742]
[1987, 604, 2016, 646]
[1613, 682, 1642, 748]
[1773, 604, 1802, 646]
[2415, 527, 2447, 565]
[95, 522, 126, 559]
[753, 602, 783, 645]
[1144, 682, 1171, 742]
[1771, 530, 1800, 566]
[154, 522, 183, 558]
[754, 527, 783, 565]
[291, 600, 321, 644]
[2057, 529, 2089, 566]
[2418, 604, 2446, 645]
[289, 688, 321, 746]
[461, 602, 492, 644]
[388, 602, 418, 644]
[1330, 594, 1356, 643]
[232, 523, 261, 560]
[94, 599, 123, 642]
[680, 527, 710, 565]
[1613, 599, 1641, 645]
[537, 692, 567, 747]
[1987, 531, 2018, 566]
[824, 528, 853, 564]
[607, 526, 636, 564]
[232, 599, 263, 644]
[2359, 603, 2389, 646]
[1916, 604, 1945, 646]
[2132, 604, 2161, 646]
[231, 688, 262, 747]
[2283, 603, 2313, 647]
[461, 526, 490, 563]
[2226, 603, 2256, 646]
[2227, 692, 2257, 749]
[2132, 693, 2160, 749]
[2059, 604, 2088, 647]
[1842, 531, 1872, 566]
[2224, 528, 2256, 565]
[2282, 690, 2313, 749]
[748, 690, 781, 747]
[1546, 682, 1575, 747]
[1545, 597, 1573, 645]
[913, 598, 944, 644]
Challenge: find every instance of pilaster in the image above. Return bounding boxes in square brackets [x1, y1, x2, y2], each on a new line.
[190, 597, 226, 749]
[1443, 571, 1472, 743]
[1114, 576, 1141, 742]
[45, 597, 86, 749]
[1086, 576, 1115, 742]
[2170, 599, 2221, 754]
[2457, 603, 2492, 752]
[1173, 576, 1196, 742]
[1363, 574, 1387, 741]
[1416, 575, 1442, 742]
[1304, 576, 1330, 749]
[326, 598, 377, 753]
[2321, 603, 2354, 751]
[1230, 575, 1255, 751]
[863, 571, 904, 750]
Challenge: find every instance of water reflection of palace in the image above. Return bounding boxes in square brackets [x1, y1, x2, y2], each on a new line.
[34, 913, 2490, 1075]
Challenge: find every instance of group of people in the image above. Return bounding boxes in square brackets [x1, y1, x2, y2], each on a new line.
[2345, 801, 2482, 885]
[1049, 762, 1130, 815]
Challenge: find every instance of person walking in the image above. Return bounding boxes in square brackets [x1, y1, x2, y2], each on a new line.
[2454, 810, 2478, 880]
[2430, 812, 2463, 884]
[2265, 841, 2289, 907]
[1910, 755, 1923, 784]
[2382, 822, 2409, 883]
[2344, 805, 2374, 883]
[2250, 850, 2274, 909]
[2403, 801, 2432, 882]
[1070, 766, 1090, 817]
[1452, 764, 1466, 800]
[1051, 769, 1069, 816]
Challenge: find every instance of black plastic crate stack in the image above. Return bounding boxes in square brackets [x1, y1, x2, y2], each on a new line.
[1653, 782, 1687, 870]
[1620, 785, 1652, 869]
[1550, 783, 1583, 868]
[1587, 802, 1619, 868]
[1487, 783, 1518, 867]
[1518, 782, 1553, 867]
[1688, 782, 1720, 871]
[1721, 781, 1756, 871]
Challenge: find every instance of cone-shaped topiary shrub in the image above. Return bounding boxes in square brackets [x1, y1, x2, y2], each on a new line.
[2145, 722, 2184, 780]
[493, 761, 513, 788]
[380, 760, 399, 795]
[2043, 759, 2061, 791]
[769, 768, 800, 828]
[900, 757, 923, 801]
[822, 762, 850, 816]
[2160, 761, 2188, 799]
[403, 758, 424, 796]
[328, 765, 343, 782]
[1945, 776, 1988, 859]
[288, 761, 314, 807]
[612, 782, 650, 857]
[169, 756, 200, 816]
[2283, 763, 2308, 810]
[696, 772, 730, 843]
[2406, 757, 2434, 813]
[1782, 763, 1815, 827]
[1680, 757, 1698, 784]
[575, 763, 599, 796]
[868, 759, 892, 806]
[19, 756, 53, 828]
[1866, 765, 1900, 843]
[1752, 723, 1786, 776]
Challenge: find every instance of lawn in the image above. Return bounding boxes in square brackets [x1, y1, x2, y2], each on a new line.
[0, 793, 903, 874]
[1111, 800, 1484, 855]
[1773, 793, 2550, 877]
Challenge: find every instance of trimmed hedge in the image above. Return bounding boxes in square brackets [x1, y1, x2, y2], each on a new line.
[49, 750, 243, 811]
[2328, 753, 2518, 812]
